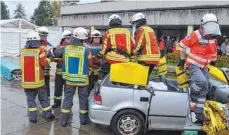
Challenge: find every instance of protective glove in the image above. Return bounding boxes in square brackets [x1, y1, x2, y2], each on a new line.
[210, 61, 216, 66]
[178, 59, 185, 70]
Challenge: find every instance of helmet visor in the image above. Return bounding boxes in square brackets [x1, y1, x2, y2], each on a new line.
[203, 22, 221, 36]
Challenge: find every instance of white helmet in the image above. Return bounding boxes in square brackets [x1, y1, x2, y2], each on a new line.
[201, 13, 218, 24]
[73, 27, 88, 40]
[27, 31, 40, 41]
[61, 30, 72, 39]
[108, 14, 121, 24]
[35, 26, 49, 36]
[91, 30, 102, 37]
[201, 13, 221, 36]
[130, 13, 146, 23]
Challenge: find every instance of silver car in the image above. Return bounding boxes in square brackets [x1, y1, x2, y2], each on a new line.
[89, 69, 229, 135]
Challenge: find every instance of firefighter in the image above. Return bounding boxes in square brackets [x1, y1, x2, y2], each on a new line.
[52, 30, 72, 108]
[172, 37, 180, 53]
[56, 27, 98, 127]
[20, 31, 55, 123]
[86, 30, 102, 94]
[159, 38, 166, 57]
[130, 12, 160, 76]
[179, 13, 221, 124]
[97, 14, 135, 66]
[36, 26, 53, 100]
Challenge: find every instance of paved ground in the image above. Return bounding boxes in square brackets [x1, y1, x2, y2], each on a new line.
[0, 56, 207, 135]
[1, 77, 185, 135]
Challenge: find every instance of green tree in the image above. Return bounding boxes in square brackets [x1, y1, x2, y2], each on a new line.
[1, 1, 10, 19]
[14, 3, 27, 19]
[30, 0, 53, 26]
[51, 0, 60, 26]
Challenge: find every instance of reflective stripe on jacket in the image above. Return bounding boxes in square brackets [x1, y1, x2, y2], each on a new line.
[20, 48, 50, 89]
[98, 27, 134, 64]
[134, 25, 160, 64]
[180, 29, 217, 68]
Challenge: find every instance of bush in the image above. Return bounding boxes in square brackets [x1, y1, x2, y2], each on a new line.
[166, 53, 180, 64]
[215, 55, 229, 68]
[166, 53, 229, 68]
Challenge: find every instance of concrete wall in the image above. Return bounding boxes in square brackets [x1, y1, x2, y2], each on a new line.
[59, 8, 229, 27]
[61, 1, 229, 15]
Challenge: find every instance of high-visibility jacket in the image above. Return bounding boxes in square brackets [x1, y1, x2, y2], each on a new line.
[55, 42, 68, 75]
[134, 25, 160, 65]
[20, 48, 51, 89]
[85, 43, 102, 75]
[98, 27, 134, 64]
[62, 45, 92, 86]
[41, 40, 53, 75]
[159, 40, 165, 51]
[172, 41, 180, 53]
[180, 29, 217, 69]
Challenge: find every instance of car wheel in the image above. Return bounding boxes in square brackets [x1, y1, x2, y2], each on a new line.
[111, 109, 145, 135]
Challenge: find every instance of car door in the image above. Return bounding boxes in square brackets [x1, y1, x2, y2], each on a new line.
[148, 81, 188, 130]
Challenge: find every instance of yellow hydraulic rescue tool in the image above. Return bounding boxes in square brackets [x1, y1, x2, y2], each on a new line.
[175, 67, 190, 89]
[158, 56, 168, 76]
[110, 62, 149, 86]
[208, 65, 228, 85]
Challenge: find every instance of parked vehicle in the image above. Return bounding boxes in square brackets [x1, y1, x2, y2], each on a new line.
[89, 68, 229, 135]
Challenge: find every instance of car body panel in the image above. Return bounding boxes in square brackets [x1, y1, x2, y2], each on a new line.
[89, 95, 115, 125]
[89, 72, 229, 131]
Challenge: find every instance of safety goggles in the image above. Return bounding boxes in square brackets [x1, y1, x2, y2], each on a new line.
[39, 32, 48, 37]
[91, 33, 102, 37]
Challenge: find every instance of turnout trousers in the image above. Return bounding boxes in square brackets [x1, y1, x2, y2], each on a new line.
[24, 87, 52, 121]
[54, 74, 65, 104]
[88, 73, 98, 95]
[60, 84, 89, 124]
[44, 75, 50, 99]
[188, 64, 209, 121]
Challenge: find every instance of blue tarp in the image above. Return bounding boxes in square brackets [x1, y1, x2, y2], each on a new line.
[1, 60, 20, 80]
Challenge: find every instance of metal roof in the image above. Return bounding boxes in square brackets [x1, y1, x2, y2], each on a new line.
[0, 19, 37, 29]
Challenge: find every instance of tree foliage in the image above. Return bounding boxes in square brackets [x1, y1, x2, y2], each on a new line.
[30, 0, 53, 26]
[1, 1, 10, 19]
[51, 0, 60, 26]
[14, 3, 27, 19]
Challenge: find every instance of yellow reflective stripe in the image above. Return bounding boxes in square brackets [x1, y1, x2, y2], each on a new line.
[100, 38, 108, 55]
[88, 52, 92, 59]
[54, 96, 62, 100]
[56, 68, 62, 75]
[126, 33, 131, 54]
[108, 28, 129, 35]
[39, 52, 45, 58]
[22, 80, 45, 89]
[35, 56, 39, 82]
[42, 106, 51, 111]
[63, 74, 87, 78]
[46, 58, 51, 64]
[134, 31, 144, 54]
[48, 96, 50, 100]
[145, 32, 151, 55]
[80, 110, 88, 114]
[28, 107, 37, 112]
[20, 54, 25, 82]
[111, 34, 116, 49]
[61, 108, 71, 113]
[66, 81, 88, 86]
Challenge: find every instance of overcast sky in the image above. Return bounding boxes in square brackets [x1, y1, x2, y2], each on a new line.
[4, 0, 100, 20]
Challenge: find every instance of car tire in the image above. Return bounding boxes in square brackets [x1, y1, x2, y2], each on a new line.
[111, 109, 145, 135]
